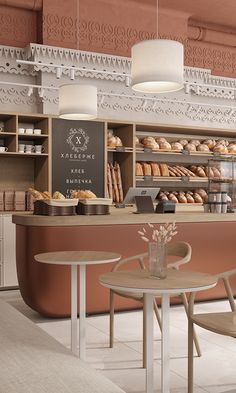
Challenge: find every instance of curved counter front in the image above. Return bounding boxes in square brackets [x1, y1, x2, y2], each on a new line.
[13, 209, 236, 317]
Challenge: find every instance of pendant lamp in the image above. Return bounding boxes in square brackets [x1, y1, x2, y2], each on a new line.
[131, 39, 184, 93]
[58, 84, 97, 120]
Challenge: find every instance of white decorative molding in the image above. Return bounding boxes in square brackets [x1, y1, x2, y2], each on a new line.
[1, 43, 236, 127]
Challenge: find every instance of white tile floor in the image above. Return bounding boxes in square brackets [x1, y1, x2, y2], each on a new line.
[1, 289, 236, 393]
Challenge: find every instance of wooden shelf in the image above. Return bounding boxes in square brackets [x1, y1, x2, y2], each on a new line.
[136, 176, 209, 183]
[0, 132, 16, 137]
[0, 152, 48, 157]
[107, 147, 133, 153]
[18, 134, 48, 140]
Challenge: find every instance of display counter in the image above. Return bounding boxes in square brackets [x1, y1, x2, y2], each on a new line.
[13, 208, 236, 317]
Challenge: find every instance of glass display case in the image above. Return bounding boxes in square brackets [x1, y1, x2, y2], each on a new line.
[208, 157, 236, 212]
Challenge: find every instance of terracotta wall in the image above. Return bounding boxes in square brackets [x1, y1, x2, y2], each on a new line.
[1, 0, 236, 77]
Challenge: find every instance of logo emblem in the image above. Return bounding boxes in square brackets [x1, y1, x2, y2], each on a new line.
[66, 128, 89, 152]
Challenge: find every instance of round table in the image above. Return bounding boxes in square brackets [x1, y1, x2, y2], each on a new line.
[99, 268, 217, 393]
[35, 251, 121, 360]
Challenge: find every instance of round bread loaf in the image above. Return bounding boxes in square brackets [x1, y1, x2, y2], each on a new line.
[178, 139, 188, 147]
[160, 141, 171, 150]
[186, 194, 195, 203]
[115, 136, 123, 147]
[171, 142, 183, 150]
[178, 194, 187, 203]
[184, 143, 196, 152]
[190, 139, 201, 146]
[213, 144, 228, 153]
[228, 144, 236, 153]
[107, 136, 117, 147]
[168, 193, 178, 203]
[203, 139, 216, 150]
[197, 144, 210, 152]
[155, 137, 167, 144]
[193, 193, 203, 203]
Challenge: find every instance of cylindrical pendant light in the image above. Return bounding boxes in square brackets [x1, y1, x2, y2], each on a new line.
[58, 84, 97, 120]
[131, 39, 184, 93]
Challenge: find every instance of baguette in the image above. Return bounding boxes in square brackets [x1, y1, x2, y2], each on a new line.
[151, 162, 161, 176]
[142, 163, 152, 176]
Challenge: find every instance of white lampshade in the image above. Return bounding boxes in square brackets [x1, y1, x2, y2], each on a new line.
[58, 84, 97, 120]
[131, 39, 184, 93]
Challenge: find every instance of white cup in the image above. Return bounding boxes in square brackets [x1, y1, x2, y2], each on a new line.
[0, 146, 8, 152]
[25, 145, 35, 154]
[35, 145, 44, 154]
[221, 202, 227, 213]
[25, 128, 33, 135]
[18, 144, 25, 153]
[215, 192, 222, 203]
[221, 192, 227, 202]
[34, 128, 42, 135]
[18, 128, 25, 134]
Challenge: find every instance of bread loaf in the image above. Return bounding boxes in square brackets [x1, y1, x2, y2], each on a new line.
[168, 193, 178, 203]
[52, 191, 66, 200]
[155, 137, 167, 144]
[151, 162, 161, 176]
[203, 139, 216, 150]
[190, 139, 201, 146]
[196, 167, 207, 177]
[184, 143, 197, 152]
[193, 193, 203, 203]
[186, 194, 195, 203]
[228, 144, 236, 153]
[197, 144, 210, 152]
[177, 194, 187, 203]
[178, 139, 188, 147]
[136, 162, 143, 176]
[213, 144, 228, 153]
[159, 164, 169, 176]
[159, 141, 171, 150]
[142, 163, 152, 176]
[171, 142, 183, 151]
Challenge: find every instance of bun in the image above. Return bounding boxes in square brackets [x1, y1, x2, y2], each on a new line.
[197, 144, 210, 152]
[171, 142, 183, 151]
[151, 162, 161, 176]
[159, 164, 169, 176]
[52, 191, 65, 200]
[136, 162, 143, 176]
[159, 141, 171, 150]
[178, 139, 188, 147]
[184, 143, 196, 152]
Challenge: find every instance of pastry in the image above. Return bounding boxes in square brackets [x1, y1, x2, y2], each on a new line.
[171, 142, 183, 151]
[28, 188, 44, 200]
[52, 191, 65, 199]
[150, 162, 161, 176]
[42, 191, 51, 199]
[71, 190, 96, 199]
[115, 136, 123, 147]
[184, 143, 196, 152]
[136, 162, 143, 176]
[178, 139, 188, 147]
[159, 141, 171, 150]
[197, 144, 210, 152]
[142, 163, 152, 176]
[159, 164, 169, 176]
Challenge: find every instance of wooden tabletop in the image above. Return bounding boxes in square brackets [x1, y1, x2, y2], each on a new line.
[35, 251, 121, 266]
[99, 269, 217, 295]
[12, 208, 236, 227]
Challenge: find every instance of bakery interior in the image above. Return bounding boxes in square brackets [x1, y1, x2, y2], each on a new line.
[1, 1, 236, 393]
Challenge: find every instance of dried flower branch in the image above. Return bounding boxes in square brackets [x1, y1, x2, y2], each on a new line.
[138, 222, 177, 245]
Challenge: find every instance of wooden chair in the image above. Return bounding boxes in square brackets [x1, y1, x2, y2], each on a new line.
[109, 241, 201, 367]
[188, 268, 236, 393]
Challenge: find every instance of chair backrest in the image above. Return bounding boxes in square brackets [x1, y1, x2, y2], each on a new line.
[112, 241, 192, 272]
[166, 241, 192, 269]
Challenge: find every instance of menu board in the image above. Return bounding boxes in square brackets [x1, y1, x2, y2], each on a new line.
[52, 119, 104, 198]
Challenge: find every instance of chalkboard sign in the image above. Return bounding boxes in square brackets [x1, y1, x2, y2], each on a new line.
[52, 119, 104, 198]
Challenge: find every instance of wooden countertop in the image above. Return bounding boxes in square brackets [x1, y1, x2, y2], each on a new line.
[12, 207, 236, 227]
